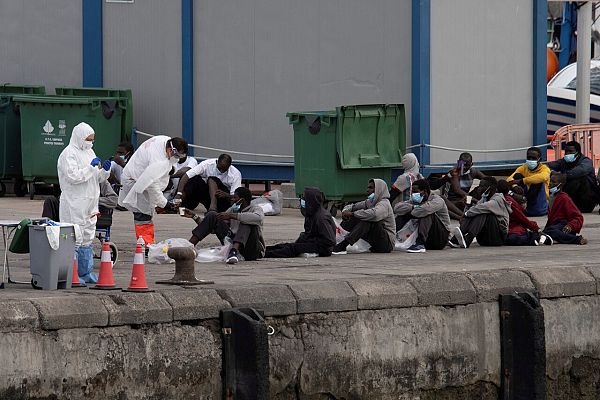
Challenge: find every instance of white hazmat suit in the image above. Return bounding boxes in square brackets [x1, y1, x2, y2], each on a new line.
[118, 135, 176, 244]
[57, 122, 110, 282]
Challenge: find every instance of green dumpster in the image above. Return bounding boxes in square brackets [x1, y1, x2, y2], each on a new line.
[12, 95, 125, 184]
[287, 104, 406, 202]
[55, 87, 133, 142]
[0, 85, 46, 196]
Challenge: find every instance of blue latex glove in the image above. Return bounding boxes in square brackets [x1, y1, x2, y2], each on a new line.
[90, 157, 101, 167]
[102, 160, 111, 171]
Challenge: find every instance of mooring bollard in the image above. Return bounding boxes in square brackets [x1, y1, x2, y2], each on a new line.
[156, 246, 214, 285]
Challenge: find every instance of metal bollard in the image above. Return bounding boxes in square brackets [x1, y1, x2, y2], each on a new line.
[155, 246, 213, 285]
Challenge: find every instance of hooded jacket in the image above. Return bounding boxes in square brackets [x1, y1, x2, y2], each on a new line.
[57, 122, 109, 246]
[227, 203, 266, 257]
[504, 195, 539, 236]
[545, 191, 584, 233]
[296, 187, 336, 255]
[351, 179, 396, 247]
[464, 192, 512, 234]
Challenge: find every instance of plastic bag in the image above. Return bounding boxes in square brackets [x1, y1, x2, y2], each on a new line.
[395, 220, 419, 251]
[195, 238, 233, 263]
[347, 239, 371, 254]
[250, 190, 283, 216]
[147, 238, 194, 264]
[333, 217, 349, 244]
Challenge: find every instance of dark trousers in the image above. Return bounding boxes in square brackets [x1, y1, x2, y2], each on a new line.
[563, 176, 598, 213]
[460, 214, 506, 246]
[192, 211, 263, 260]
[543, 222, 581, 244]
[396, 214, 449, 250]
[341, 217, 393, 253]
[42, 196, 60, 221]
[505, 231, 540, 246]
[523, 183, 548, 216]
[265, 242, 331, 258]
[183, 176, 231, 212]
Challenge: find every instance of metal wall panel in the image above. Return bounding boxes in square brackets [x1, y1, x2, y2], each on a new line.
[429, 0, 533, 165]
[0, 0, 82, 90]
[103, 0, 182, 139]
[194, 0, 412, 163]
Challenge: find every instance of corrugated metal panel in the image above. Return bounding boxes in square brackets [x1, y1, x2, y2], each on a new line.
[194, 0, 412, 163]
[103, 0, 182, 139]
[0, 0, 82, 90]
[429, 0, 533, 165]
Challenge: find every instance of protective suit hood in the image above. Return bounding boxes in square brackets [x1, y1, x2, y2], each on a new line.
[70, 122, 95, 150]
[303, 187, 324, 216]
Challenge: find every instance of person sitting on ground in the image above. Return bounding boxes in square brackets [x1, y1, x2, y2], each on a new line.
[547, 141, 600, 213]
[508, 147, 550, 216]
[389, 153, 424, 204]
[174, 153, 242, 213]
[108, 141, 134, 186]
[542, 173, 586, 245]
[163, 154, 198, 204]
[449, 177, 511, 248]
[497, 180, 552, 246]
[438, 152, 487, 220]
[393, 179, 450, 253]
[182, 186, 265, 264]
[265, 187, 336, 258]
[333, 178, 396, 254]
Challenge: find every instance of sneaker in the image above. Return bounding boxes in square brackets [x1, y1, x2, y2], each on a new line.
[407, 243, 426, 253]
[579, 236, 588, 245]
[332, 240, 349, 254]
[226, 248, 240, 264]
[448, 237, 460, 248]
[539, 233, 553, 246]
[453, 227, 468, 248]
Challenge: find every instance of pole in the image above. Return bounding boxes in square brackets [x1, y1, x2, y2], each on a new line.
[576, 1, 592, 123]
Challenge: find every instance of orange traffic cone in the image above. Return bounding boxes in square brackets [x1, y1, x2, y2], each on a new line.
[123, 244, 153, 292]
[71, 253, 86, 288]
[91, 242, 121, 290]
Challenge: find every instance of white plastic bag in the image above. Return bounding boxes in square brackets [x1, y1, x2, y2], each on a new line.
[250, 190, 283, 216]
[147, 238, 194, 264]
[195, 238, 233, 263]
[347, 239, 371, 254]
[333, 217, 349, 244]
[394, 220, 419, 251]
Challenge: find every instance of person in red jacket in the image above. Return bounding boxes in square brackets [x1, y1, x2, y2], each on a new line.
[543, 173, 587, 245]
[497, 180, 552, 246]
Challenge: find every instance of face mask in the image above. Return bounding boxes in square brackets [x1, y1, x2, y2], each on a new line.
[300, 199, 306, 208]
[367, 193, 375, 202]
[119, 155, 127, 162]
[480, 188, 490, 202]
[411, 192, 423, 204]
[526, 160, 538, 170]
[83, 141, 93, 150]
[549, 185, 560, 195]
[231, 201, 241, 212]
[564, 154, 576, 163]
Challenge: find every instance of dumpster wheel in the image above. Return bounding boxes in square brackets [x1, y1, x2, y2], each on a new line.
[14, 178, 27, 197]
[0, 182, 5, 197]
[31, 278, 42, 290]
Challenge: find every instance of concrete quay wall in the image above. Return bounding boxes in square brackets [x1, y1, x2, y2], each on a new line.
[1, 266, 600, 399]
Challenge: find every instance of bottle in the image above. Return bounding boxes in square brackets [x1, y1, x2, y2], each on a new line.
[136, 235, 145, 249]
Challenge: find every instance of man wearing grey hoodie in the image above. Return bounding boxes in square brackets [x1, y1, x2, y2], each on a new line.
[449, 177, 512, 248]
[333, 178, 396, 253]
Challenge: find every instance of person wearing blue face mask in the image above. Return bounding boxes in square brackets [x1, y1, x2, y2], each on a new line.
[547, 141, 600, 213]
[108, 142, 134, 187]
[393, 179, 450, 253]
[332, 179, 396, 254]
[542, 173, 586, 245]
[182, 186, 265, 264]
[508, 147, 550, 216]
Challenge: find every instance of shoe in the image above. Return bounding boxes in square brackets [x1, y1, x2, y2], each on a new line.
[448, 237, 460, 248]
[539, 233, 553, 246]
[407, 243, 426, 253]
[332, 240, 349, 254]
[579, 236, 588, 245]
[453, 227, 468, 248]
[226, 248, 240, 264]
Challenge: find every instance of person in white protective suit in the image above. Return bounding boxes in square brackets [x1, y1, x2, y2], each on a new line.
[118, 135, 188, 245]
[57, 122, 111, 283]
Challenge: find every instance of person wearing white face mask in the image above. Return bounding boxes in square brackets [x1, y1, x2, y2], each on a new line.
[547, 141, 600, 213]
[57, 122, 111, 283]
[393, 179, 450, 253]
[118, 135, 188, 246]
[508, 147, 551, 216]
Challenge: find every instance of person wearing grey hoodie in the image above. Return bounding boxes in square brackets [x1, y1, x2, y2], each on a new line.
[449, 177, 512, 248]
[333, 178, 396, 253]
[183, 186, 265, 264]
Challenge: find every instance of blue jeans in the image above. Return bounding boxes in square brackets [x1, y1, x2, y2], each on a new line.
[76, 245, 98, 283]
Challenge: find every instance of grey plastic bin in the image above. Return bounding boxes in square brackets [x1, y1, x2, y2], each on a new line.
[29, 225, 75, 290]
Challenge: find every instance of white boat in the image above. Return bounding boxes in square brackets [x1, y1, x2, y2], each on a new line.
[547, 60, 600, 137]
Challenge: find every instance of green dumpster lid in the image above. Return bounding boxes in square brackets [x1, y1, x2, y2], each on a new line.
[336, 104, 406, 169]
[12, 95, 124, 104]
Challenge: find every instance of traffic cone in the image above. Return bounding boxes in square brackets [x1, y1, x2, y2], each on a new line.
[71, 253, 86, 288]
[123, 244, 153, 292]
[91, 242, 121, 290]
